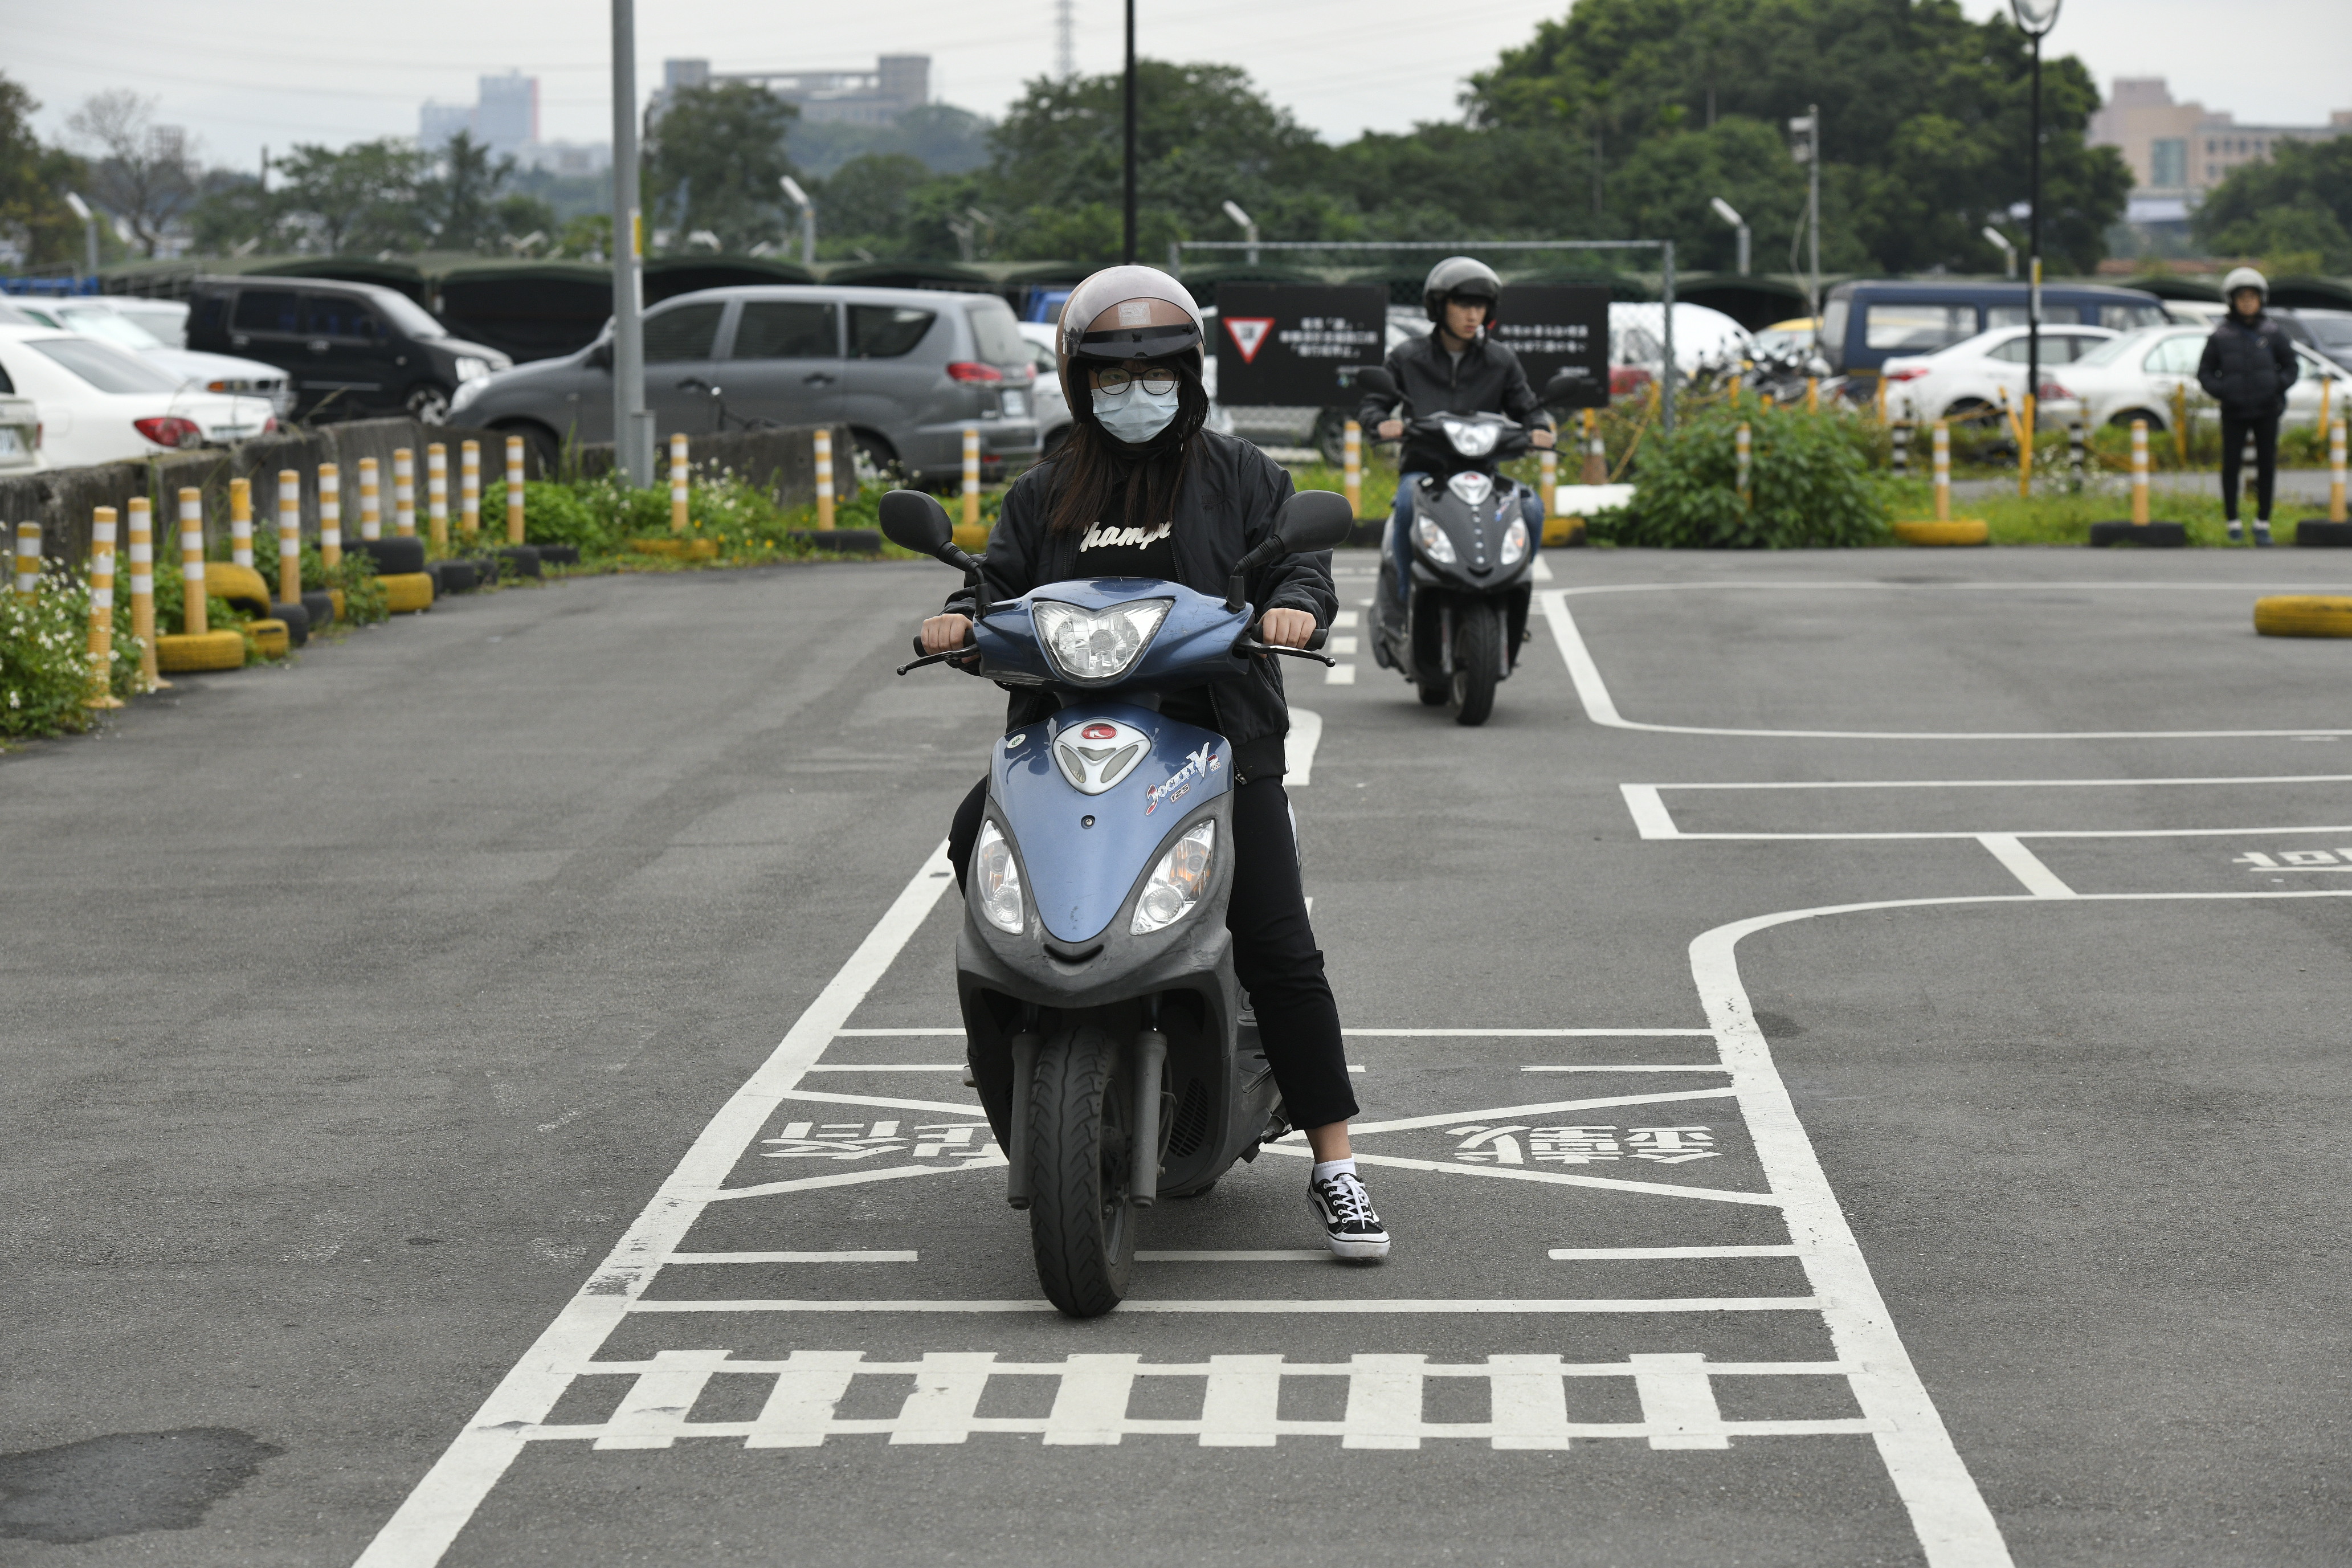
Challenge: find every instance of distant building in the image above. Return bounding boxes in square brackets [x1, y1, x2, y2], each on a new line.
[514, 142, 611, 178]
[652, 55, 930, 128]
[419, 72, 546, 160]
[2090, 77, 2352, 222]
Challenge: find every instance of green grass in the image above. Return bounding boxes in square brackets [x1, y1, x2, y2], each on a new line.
[1879, 477, 2327, 547]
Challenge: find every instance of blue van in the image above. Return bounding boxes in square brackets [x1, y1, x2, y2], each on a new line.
[1822, 280, 2170, 382]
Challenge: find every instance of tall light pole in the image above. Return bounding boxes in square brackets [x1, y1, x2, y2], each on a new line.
[2011, 0, 2062, 493]
[63, 192, 99, 280]
[1122, 0, 1137, 266]
[610, 0, 650, 485]
[781, 175, 815, 268]
[1709, 196, 1749, 276]
[1788, 108, 1820, 325]
[1981, 225, 2018, 280]
[1222, 199, 1257, 266]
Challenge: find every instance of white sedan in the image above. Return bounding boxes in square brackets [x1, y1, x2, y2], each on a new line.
[13, 298, 293, 416]
[0, 324, 274, 469]
[2037, 324, 2349, 431]
[1880, 324, 2117, 424]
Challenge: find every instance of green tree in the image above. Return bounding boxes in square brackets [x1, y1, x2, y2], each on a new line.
[66, 89, 202, 257]
[276, 138, 431, 252]
[645, 81, 798, 251]
[816, 153, 933, 250]
[0, 73, 85, 270]
[2194, 134, 2352, 272]
[424, 132, 512, 251]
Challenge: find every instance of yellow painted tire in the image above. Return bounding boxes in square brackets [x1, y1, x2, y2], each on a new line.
[629, 537, 718, 560]
[209, 562, 273, 616]
[1542, 517, 1588, 547]
[1894, 518, 1990, 546]
[2253, 596, 2352, 638]
[952, 521, 991, 554]
[246, 618, 289, 659]
[379, 571, 436, 613]
[329, 589, 345, 620]
[155, 630, 247, 672]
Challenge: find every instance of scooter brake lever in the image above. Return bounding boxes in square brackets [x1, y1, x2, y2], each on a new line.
[1230, 635, 1337, 668]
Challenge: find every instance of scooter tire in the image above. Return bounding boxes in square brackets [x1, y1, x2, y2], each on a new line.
[1449, 603, 1502, 726]
[1026, 1025, 1137, 1318]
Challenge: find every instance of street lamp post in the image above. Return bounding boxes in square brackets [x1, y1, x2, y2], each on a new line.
[63, 192, 98, 281]
[1122, 0, 1137, 266]
[781, 176, 815, 268]
[1709, 197, 1749, 276]
[1222, 200, 1258, 267]
[610, 0, 651, 486]
[2011, 0, 2062, 495]
[1787, 108, 1821, 323]
[1981, 225, 2018, 280]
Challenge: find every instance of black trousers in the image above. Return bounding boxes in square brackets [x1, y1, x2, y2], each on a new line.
[2221, 413, 2280, 521]
[949, 774, 1359, 1130]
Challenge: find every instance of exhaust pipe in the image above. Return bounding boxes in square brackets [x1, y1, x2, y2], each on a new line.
[1006, 1031, 1040, 1209]
[1130, 1028, 1166, 1205]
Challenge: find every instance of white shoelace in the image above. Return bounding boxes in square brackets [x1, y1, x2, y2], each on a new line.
[1316, 1173, 1377, 1226]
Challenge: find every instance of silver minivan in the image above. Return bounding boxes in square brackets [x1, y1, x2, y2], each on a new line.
[450, 283, 1041, 487]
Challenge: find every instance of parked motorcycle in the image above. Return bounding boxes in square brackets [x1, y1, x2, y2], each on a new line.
[880, 485, 1355, 1318]
[1359, 364, 1573, 725]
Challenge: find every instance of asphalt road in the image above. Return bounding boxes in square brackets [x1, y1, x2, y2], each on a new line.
[5, 544, 2350, 1566]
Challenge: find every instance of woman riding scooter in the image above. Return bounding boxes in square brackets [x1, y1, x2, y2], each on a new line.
[1360, 256, 1556, 642]
[916, 265, 1390, 1260]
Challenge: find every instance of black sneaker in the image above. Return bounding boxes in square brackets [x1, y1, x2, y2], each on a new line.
[1308, 1170, 1391, 1261]
[2254, 522, 2274, 548]
[2228, 521, 2245, 543]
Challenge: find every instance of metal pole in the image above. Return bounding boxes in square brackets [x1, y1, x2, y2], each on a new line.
[2026, 33, 2043, 499]
[610, 0, 650, 486]
[1808, 103, 1821, 324]
[1737, 224, 1749, 276]
[1661, 239, 1676, 434]
[801, 204, 815, 269]
[1122, 0, 1137, 266]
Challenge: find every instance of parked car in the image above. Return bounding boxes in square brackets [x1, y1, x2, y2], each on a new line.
[0, 324, 273, 468]
[12, 297, 292, 416]
[1750, 316, 1820, 357]
[1014, 321, 1073, 456]
[454, 284, 1039, 487]
[1819, 280, 2169, 385]
[105, 297, 191, 346]
[2277, 308, 2352, 376]
[184, 276, 511, 423]
[1879, 323, 2118, 423]
[0, 384, 40, 473]
[2035, 323, 2348, 431]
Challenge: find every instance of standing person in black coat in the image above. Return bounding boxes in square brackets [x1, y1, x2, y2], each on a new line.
[2198, 266, 2301, 545]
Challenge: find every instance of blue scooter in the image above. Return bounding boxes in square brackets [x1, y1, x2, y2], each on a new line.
[881, 487, 1354, 1317]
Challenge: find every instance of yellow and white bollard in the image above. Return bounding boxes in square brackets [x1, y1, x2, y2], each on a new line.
[460, 440, 480, 537]
[1736, 422, 1752, 508]
[1538, 442, 1555, 525]
[505, 435, 525, 546]
[1805, 375, 1819, 415]
[318, 463, 342, 569]
[1344, 419, 1363, 518]
[358, 456, 382, 541]
[178, 487, 208, 636]
[962, 426, 981, 528]
[14, 520, 39, 595]
[427, 443, 449, 549]
[128, 498, 160, 690]
[2017, 392, 2036, 500]
[277, 471, 302, 605]
[2130, 418, 2151, 526]
[87, 507, 121, 708]
[394, 448, 416, 537]
[814, 427, 835, 532]
[1932, 419, 1951, 522]
[2329, 418, 2347, 524]
[669, 432, 690, 533]
[1582, 409, 1606, 485]
[230, 477, 254, 567]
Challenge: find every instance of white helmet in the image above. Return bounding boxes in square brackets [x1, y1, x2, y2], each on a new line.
[2222, 266, 2268, 305]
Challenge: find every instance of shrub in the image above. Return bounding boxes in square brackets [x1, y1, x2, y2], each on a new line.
[522, 480, 619, 553]
[1, 566, 138, 737]
[1594, 403, 1888, 549]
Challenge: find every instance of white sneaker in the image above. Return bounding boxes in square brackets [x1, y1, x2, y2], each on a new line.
[1308, 1170, 1391, 1261]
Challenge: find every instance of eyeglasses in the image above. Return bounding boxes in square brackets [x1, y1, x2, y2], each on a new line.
[1092, 365, 1179, 397]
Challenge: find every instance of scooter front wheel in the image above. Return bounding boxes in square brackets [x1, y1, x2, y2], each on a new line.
[1026, 1024, 1137, 1317]
[1449, 602, 1502, 725]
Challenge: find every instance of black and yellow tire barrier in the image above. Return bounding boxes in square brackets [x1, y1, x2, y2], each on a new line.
[379, 573, 436, 614]
[2254, 597, 2352, 638]
[2296, 521, 2352, 548]
[631, 537, 718, 560]
[2089, 521, 2187, 548]
[246, 618, 291, 659]
[154, 630, 246, 673]
[208, 561, 275, 617]
[1893, 519, 1988, 546]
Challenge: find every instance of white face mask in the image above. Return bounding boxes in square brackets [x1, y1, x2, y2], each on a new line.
[1093, 382, 1182, 444]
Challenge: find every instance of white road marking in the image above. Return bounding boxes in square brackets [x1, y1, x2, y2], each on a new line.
[776, 1088, 982, 1116]
[1624, 783, 2352, 844]
[1346, 1027, 1713, 1036]
[835, 1027, 965, 1036]
[1551, 1246, 1802, 1260]
[1334, 610, 1360, 628]
[1325, 663, 1356, 685]
[1137, 1250, 1330, 1262]
[805, 1064, 968, 1072]
[1645, 773, 2352, 791]
[1978, 834, 2076, 897]
[1531, 555, 1555, 582]
[1544, 586, 2352, 740]
[1330, 635, 1359, 654]
[1288, 707, 1322, 785]
[705, 1159, 1001, 1204]
[1521, 1065, 1729, 1073]
[353, 847, 961, 1568]
[624, 1296, 1825, 1314]
[1255, 1142, 1782, 1206]
[666, 1251, 919, 1264]
[1337, 1087, 1738, 1136]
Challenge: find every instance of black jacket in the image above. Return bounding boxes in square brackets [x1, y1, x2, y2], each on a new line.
[1358, 329, 1552, 473]
[2198, 312, 2299, 421]
[944, 430, 1336, 781]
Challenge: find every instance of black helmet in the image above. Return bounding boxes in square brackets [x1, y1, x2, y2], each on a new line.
[1423, 256, 1502, 326]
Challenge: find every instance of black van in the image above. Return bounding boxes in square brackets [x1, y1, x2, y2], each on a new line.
[184, 276, 512, 423]
[1822, 280, 2170, 383]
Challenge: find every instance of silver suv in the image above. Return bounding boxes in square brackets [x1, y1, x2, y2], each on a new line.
[450, 283, 1041, 486]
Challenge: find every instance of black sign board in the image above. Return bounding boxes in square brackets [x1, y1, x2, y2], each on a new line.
[1211, 284, 1386, 406]
[1492, 284, 1611, 409]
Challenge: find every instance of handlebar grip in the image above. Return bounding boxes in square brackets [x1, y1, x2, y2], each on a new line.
[1306, 626, 1328, 651]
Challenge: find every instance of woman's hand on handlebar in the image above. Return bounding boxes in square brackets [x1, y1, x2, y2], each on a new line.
[921, 613, 973, 654]
[1376, 419, 1404, 440]
[1259, 608, 1317, 649]
[1530, 426, 1556, 449]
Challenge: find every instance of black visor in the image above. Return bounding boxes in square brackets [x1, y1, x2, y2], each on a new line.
[1073, 320, 1203, 361]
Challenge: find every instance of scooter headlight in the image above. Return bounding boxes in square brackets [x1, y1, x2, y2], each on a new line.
[1500, 516, 1529, 566]
[1032, 597, 1172, 684]
[973, 820, 1026, 934]
[1442, 419, 1500, 457]
[1130, 819, 1215, 934]
[1413, 515, 1457, 565]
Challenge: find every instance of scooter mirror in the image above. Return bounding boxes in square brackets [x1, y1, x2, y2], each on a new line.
[1353, 366, 1398, 401]
[878, 488, 957, 560]
[1273, 489, 1355, 553]
[1542, 368, 1583, 403]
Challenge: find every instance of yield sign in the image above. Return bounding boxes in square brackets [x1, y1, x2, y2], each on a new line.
[1223, 317, 1275, 364]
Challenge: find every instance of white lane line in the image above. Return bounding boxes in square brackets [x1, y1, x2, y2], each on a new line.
[1254, 1142, 1782, 1207]
[705, 1159, 1002, 1204]
[353, 846, 960, 1568]
[1551, 1246, 1802, 1260]
[1978, 834, 2077, 897]
[805, 1064, 967, 1072]
[1330, 635, 1359, 654]
[666, 1251, 919, 1264]
[1346, 1027, 1713, 1036]
[1543, 587, 2352, 740]
[1622, 784, 1679, 839]
[835, 1028, 964, 1036]
[1334, 610, 1360, 628]
[626, 1296, 1825, 1314]
[1337, 1086, 1736, 1136]
[1650, 773, 2352, 791]
[1522, 1065, 1729, 1073]
[777, 1088, 983, 1116]
[1531, 554, 1555, 582]
[1325, 663, 1357, 685]
[1136, 1250, 1330, 1262]
[1288, 707, 1322, 786]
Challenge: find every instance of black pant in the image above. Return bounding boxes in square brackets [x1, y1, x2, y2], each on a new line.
[2221, 413, 2280, 522]
[949, 774, 1359, 1130]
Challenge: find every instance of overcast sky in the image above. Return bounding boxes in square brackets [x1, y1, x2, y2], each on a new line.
[9, 0, 2348, 175]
